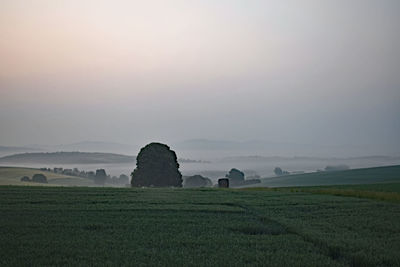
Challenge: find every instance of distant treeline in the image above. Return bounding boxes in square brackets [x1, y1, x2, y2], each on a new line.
[40, 167, 130, 186]
[0, 152, 207, 165]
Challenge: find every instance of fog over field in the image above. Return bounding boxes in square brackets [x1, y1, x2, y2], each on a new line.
[1, 0, 399, 164]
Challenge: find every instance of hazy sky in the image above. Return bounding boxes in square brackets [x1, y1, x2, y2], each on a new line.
[0, 0, 399, 155]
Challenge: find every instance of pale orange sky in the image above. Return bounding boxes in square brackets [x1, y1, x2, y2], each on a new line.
[1, 1, 278, 95]
[0, 0, 399, 155]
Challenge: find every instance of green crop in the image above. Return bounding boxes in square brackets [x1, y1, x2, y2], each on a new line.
[1, 186, 399, 266]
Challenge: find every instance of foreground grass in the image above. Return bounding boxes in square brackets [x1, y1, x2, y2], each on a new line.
[244, 182, 400, 203]
[1, 186, 400, 266]
[298, 184, 400, 203]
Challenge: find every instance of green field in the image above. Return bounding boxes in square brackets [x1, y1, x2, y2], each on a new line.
[1, 165, 400, 266]
[0, 167, 95, 186]
[244, 182, 400, 203]
[1, 185, 400, 266]
[254, 165, 400, 187]
[293, 183, 400, 203]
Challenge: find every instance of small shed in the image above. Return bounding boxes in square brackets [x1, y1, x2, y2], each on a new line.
[218, 178, 229, 188]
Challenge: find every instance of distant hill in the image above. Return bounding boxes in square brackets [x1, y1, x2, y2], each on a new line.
[175, 139, 240, 150]
[0, 167, 95, 186]
[219, 155, 400, 163]
[0, 145, 40, 153]
[244, 165, 400, 188]
[174, 139, 400, 158]
[28, 141, 139, 154]
[0, 152, 136, 164]
[0, 151, 207, 165]
[174, 139, 341, 152]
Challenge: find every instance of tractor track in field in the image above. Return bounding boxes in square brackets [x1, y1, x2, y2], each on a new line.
[232, 202, 368, 267]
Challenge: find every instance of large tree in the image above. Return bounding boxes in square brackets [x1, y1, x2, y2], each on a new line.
[32, 174, 47, 183]
[131, 143, 182, 187]
[225, 168, 245, 186]
[94, 169, 107, 185]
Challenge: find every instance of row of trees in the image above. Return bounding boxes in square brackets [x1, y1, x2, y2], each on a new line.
[274, 164, 350, 176]
[93, 169, 129, 185]
[274, 167, 290, 176]
[38, 166, 130, 186]
[20, 174, 48, 183]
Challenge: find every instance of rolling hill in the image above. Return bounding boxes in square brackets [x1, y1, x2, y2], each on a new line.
[28, 141, 139, 154]
[249, 165, 400, 188]
[0, 151, 208, 165]
[0, 167, 95, 186]
[0, 152, 136, 164]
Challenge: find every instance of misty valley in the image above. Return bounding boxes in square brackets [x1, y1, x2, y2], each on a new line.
[1, 149, 399, 187]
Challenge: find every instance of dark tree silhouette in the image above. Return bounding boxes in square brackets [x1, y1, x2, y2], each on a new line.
[131, 143, 182, 187]
[218, 178, 229, 188]
[184, 175, 212, 188]
[225, 168, 245, 185]
[274, 167, 283, 176]
[95, 169, 107, 185]
[32, 173, 47, 183]
[119, 174, 130, 185]
[274, 167, 290, 176]
[20, 176, 31, 182]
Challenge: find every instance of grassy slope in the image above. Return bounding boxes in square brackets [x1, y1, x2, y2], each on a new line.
[1, 186, 399, 266]
[307, 182, 400, 193]
[243, 182, 400, 203]
[244, 166, 400, 203]
[253, 165, 400, 187]
[0, 167, 94, 186]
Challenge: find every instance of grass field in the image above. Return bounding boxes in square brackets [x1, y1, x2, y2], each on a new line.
[295, 183, 400, 203]
[254, 165, 400, 187]
[244, 182, 400, 203]
[0, 167, 95, 186]
[1, 185, 400, 266]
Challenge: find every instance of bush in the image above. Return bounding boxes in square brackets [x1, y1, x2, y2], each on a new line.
[218, 178, 229, 188]
[119, 174, 130, 185]
[274, 167, 283, 176]
[274, 167, 290, 176]
[94, 169, 107, 185]
[131, 143, 182, 187]
[32, 174, 47, 183]
[184, 175, 213, 188]
[20, 176, 31, 182]
[226, 168, 245, 186]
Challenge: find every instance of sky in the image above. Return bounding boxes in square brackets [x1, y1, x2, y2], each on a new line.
[0, 0, 399, 156]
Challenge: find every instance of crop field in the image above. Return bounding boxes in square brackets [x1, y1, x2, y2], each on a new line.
[294, 183, 400, 203]
[1, 185, 400, 266]
[305, 182, 400, 193]
[244, 182, 400, 203]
